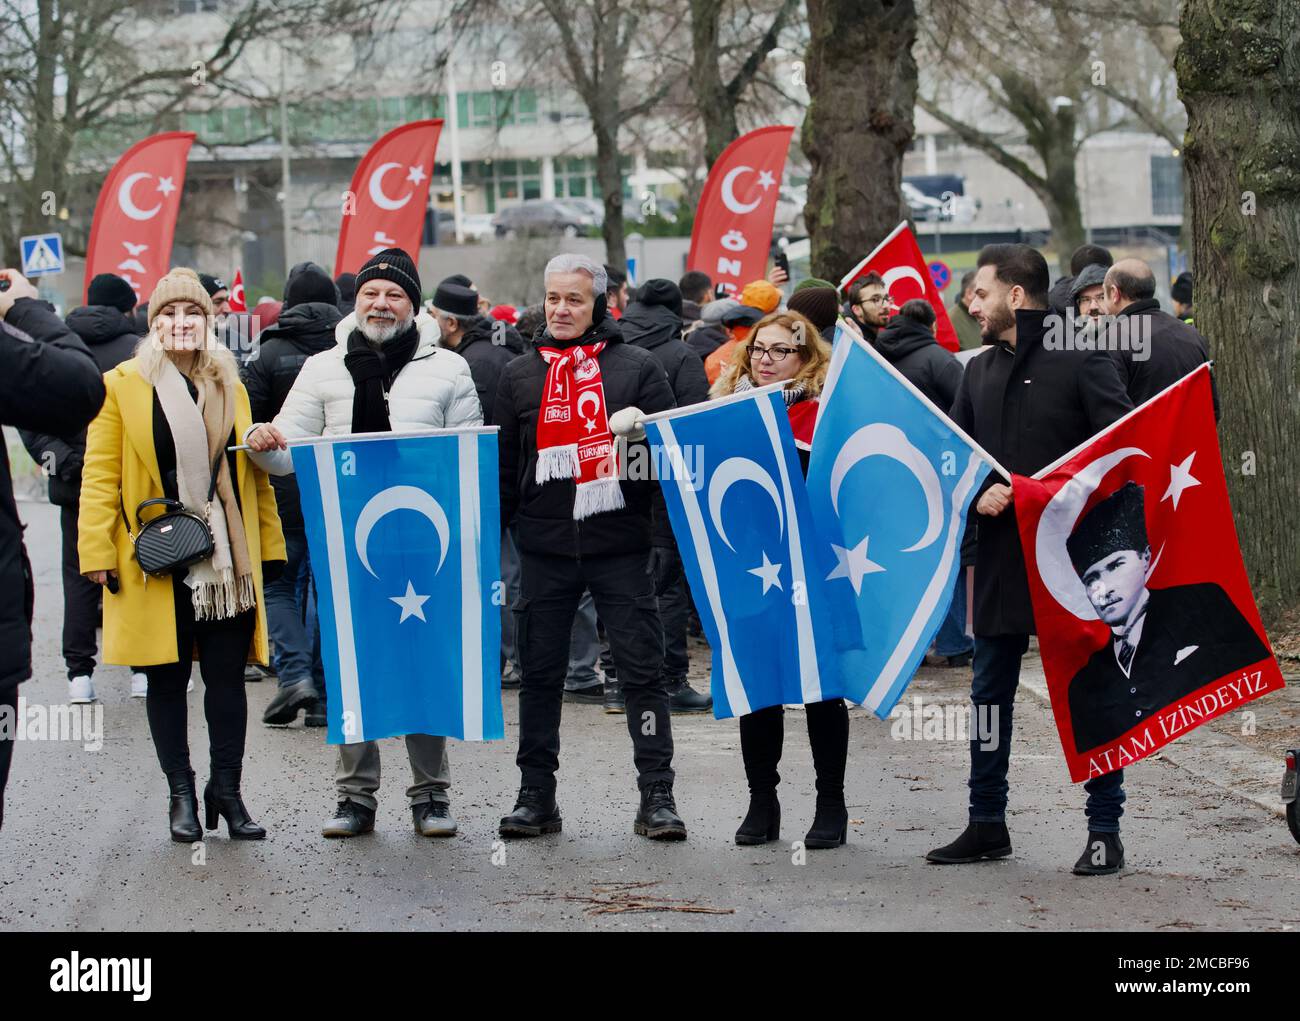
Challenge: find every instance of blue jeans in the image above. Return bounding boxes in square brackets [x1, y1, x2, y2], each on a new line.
[933, 567, 974, 657]
[266, 527, 325, 701]
[969, 633, 1124, 833]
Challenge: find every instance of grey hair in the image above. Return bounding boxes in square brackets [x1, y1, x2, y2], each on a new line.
[543, 253, 607, 299]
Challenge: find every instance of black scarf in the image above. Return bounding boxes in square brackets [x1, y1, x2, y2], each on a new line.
[343, 321, 420, 433]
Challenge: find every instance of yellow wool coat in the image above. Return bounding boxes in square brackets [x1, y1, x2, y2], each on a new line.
[78, 358, 286, 666]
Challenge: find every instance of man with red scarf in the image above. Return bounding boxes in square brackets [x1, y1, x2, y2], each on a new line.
[494, 253, 685, 841]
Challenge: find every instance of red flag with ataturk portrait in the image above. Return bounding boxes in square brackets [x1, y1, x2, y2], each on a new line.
[687, 125, 794, 298]
[838, 222, 960, 352]
[83, 131, 195, 306]
[335, 119, 443, 277]
[1012, 363, 1283, 783]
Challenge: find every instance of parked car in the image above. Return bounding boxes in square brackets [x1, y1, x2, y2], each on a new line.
[492, 199, 598, 238]
[461, 213, 496, 242]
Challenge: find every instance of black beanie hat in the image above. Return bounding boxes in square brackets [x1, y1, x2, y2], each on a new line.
[284, 263, 341, 309]
[787, 286, 839, 335]
[198, 272, 227, 297]
[1066, 482, 1150, 576]
[335, 273, 356, 303]
[354, 248, 421, 310]
[1171, 271, 1193, 305]
[87, 273, 138, 314]
[432, 282, 479, 318]
[636, 278, 683, 318]
[443, 273, 474, 289]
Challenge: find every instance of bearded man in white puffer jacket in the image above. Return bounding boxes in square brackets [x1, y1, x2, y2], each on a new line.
[245, 248, 482, 840]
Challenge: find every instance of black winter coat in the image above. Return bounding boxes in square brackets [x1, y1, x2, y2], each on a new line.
[20, 304, 139, 506]
[685, 322, 728, 361]
[494, 315, 676, 558]
[949, 309, 1132, 637]
[1109, 299, 1218, 417]
[874, 315, 964, 410]
[450, 315, 516, 427]
[241, 301, 341, 529]
[2, 298, 106, 693]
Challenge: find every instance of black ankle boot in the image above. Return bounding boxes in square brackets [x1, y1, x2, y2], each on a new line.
[926, 821, 1012, 864]
[735, 790, 780, 845]
[203, 767, 266, 840]
[165, 769, 201, 843]
[804, 794, 848, 849]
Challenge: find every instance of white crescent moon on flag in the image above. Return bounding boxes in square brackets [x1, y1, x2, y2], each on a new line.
[354, 485, 449, 578]
[829, 423, 942, 552]
[118, 172, 162, 221]
[1035, 446, 1150, 620]
[721, 165, 761, 214]
[881, 265, 927, 297]
[576, 391, 601, 419]
[707, 456, 785, 551]
[369, 162, 413, 211]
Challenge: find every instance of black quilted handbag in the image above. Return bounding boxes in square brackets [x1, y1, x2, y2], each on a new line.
[121, 451, 223, 577]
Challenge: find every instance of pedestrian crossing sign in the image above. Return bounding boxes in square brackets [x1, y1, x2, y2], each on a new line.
[20, 233, 64, 277]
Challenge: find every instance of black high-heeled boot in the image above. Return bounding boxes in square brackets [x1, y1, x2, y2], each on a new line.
[737, 706, 783, 845]
[165, 769, 202, 843]
[804, 698, 849, 849]
[203, 767, 266, 840]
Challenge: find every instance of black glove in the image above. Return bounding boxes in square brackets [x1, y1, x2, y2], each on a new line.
[262, 560, 286, 584]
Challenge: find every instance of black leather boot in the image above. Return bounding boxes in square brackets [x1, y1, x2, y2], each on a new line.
[634, 779, 687, 840]
[805, 699, 849, 849]
[1072, 831, 1124, 875]
[165, 769, 201, 843]
[203, 767, 266, 840]
[499, 786, 562, 838]
[926, 822, 1012, 863]
[804, 796, 848, 848]
[735, 791, 781, 845]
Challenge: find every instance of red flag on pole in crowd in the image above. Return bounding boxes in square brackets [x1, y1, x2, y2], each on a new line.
[228, 269, 247, 313]
[838, 221, 960, 352]
[83, 131, 195, 306]
[1012, 364, 1283, 783]
[335, 120, 443, 277]
[687, 125, 795, 298]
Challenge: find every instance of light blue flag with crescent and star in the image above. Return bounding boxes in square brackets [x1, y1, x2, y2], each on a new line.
[807, 326, 1004, 718]
[642, 386, 860, 719]
[291, 428, 504, 744]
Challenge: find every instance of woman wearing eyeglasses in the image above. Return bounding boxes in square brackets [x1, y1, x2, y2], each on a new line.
[709, 309, 849, 848]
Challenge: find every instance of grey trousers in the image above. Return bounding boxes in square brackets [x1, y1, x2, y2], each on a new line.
[335, 734, 450, 811]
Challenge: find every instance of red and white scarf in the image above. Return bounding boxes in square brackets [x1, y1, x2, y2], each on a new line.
[535, 341, 626, 520]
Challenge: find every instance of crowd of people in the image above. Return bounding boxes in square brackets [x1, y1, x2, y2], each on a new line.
[0, 237, 1211, 875]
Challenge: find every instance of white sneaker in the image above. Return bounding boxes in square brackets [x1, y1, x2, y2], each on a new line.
[68, 675, 96, 704]
[130, 673, 148, 698]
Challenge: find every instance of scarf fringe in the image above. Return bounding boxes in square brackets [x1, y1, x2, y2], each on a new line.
[573, 477, 626, 520]
[535, 443, 581, 483]
[189, 570, 256, 622]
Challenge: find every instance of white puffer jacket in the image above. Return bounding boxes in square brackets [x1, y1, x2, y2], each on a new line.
[246, 310, 482, 476]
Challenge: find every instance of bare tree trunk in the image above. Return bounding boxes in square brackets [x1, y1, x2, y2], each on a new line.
[593, 113, 627, 272]
[689, 0, 737, 170]
[803, 0, 917, 283]
[1176, 0, 1300, 622]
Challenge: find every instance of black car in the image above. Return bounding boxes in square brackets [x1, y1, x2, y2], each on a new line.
[492, 199, 598, 239]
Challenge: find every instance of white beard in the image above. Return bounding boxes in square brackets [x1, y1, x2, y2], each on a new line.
[359, 310, 413, 344]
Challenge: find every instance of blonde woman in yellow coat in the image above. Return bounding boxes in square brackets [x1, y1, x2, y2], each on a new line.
[79, 268, 286, 843]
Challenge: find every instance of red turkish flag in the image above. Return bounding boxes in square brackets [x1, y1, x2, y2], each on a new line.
[687, 125, 794, 298]
[838, 222, 959, 352]
[228, 269, 247, 313]
[1013, 364, 1283, 782]
[335, 120, 442, 277]
[83, 132, 195, 306]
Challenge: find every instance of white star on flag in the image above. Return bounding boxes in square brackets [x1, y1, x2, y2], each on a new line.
[406, 165, 427, 185]
[757, 170, 776, 190]
[156, 177, 176, 197]
[827, 535, 886, 595]
[748, 551, 783, 594]
[584, 418, 597, 433]
[390, 580, 430, 623]
[1161, 451, 1201, 510]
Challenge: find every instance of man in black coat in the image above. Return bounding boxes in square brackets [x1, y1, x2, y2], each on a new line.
[1102, 259, 1216, 415]
[493, 253, 685, 841]
[873, 299, 963, 410]
[1064, 483, 1269, 753]
[928, 244, 1134, 876]
[431, 278, 514, 427]
[0, 269, 106, 831]
[685, 298, 735, 360]
[619, 279, 712, 713]
[20, 273, 142, 704]
[241, 262, 341, 726]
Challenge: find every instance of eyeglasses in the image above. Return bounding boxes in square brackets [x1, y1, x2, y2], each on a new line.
[751, 344, 800, 363]
[859, 294, 891, 306]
